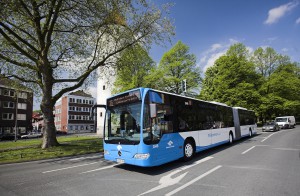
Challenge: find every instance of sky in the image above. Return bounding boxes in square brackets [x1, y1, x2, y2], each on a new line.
[150, 0, 300, 72]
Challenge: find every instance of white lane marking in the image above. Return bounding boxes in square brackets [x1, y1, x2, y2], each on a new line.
[241, 146, 256, 154]
[42, 162, 98, 173]
[80, 163, 119, 174]
[70, 155, 101, 161]
[272, 147, 300, 151]
[138, 156, 214, 196]
[165, 165, 222, 196]
[226, 165, 276, 171]
[261, 132, 277, 142]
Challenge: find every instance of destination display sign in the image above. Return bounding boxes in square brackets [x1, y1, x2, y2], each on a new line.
[108, 90, 141, 107]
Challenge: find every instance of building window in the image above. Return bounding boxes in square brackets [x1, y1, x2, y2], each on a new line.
[2, 113, 14, 120]
[3, 102, 15, 108]
[77, 99, 82, 104]
[100, 112, 103, 117]
[103, 85, 106, 90]
[17, 114, 26, 120]
[18, 92, 27, 99]
[69, 98, 75, 103]
[18, 127, 26, 133]
[69, 106, 75, 111]
[3, 89, 15, 97]
[18, 103, 27, 110]
[3, 127, 12, 134]
[76, 107, 81, 112]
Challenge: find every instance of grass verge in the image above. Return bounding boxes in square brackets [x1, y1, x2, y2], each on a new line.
[0, 136, 103, 164]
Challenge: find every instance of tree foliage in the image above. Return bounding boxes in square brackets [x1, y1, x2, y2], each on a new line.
[0, 0, 174, 148]
[200, 43, 262, 111]
[113, 45, 155, 93]
[155, 41, 202, 95]
[200, 43, 300, 122]
[258, 63, 300, 119]
[252, 47, 290, 78]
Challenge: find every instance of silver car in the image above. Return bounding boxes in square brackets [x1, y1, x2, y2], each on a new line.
[21, 132, 42, 139]
[262, 122, 280, 132]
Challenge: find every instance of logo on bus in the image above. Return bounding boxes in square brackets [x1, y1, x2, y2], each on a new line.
[208, 133, 221, 137]
[166, 140, 174, 149]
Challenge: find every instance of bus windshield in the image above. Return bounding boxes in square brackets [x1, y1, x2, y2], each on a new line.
[104, 94, 142, 145]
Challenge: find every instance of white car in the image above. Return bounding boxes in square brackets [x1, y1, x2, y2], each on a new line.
[21, 132, 42, 139]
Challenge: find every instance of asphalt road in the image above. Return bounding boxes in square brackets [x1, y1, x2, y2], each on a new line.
[1, 127, 299, 196]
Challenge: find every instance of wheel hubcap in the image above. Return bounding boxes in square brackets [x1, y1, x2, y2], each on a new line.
[185, 143, 193, 157]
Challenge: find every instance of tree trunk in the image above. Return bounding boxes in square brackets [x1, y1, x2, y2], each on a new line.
[41, 100, 59, 148]
[40, 65, 59, 149]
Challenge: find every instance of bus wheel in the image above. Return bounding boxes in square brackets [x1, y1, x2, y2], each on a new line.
[183, 139, 194, 161]
[229, 133, 233, 145]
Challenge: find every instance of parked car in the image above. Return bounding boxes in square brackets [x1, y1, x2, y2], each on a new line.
[21, 132, 42, 139]
[262, 122, 280, 132]
[275, 116, 296, 129]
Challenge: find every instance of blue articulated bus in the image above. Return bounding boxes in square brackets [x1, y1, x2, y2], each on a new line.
[103, 88, 256, 167]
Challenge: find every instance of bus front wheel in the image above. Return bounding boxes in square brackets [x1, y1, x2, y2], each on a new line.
[183, 139, 194, 161]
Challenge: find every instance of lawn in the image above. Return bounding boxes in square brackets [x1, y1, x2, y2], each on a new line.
[0, 136, 103, 164]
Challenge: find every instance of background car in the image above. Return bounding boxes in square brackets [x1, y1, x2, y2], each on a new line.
[21, 132, 42, 139]
[262, 122, 280, 132]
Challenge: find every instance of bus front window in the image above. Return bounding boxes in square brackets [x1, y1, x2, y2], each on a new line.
[105, 103, 141, 145]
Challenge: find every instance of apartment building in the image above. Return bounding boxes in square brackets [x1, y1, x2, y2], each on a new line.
[54, 90, 96, 134]
[0, 77, 33, 139]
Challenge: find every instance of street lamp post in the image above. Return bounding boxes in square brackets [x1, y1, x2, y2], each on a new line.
[14, 91, 18, 142]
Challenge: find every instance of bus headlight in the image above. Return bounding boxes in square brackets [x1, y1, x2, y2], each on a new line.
[134, 153, 150, 160]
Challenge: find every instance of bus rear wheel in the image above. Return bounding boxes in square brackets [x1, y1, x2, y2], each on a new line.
[183, 139, 194, 161]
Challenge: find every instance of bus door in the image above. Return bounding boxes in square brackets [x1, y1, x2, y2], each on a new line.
[147, 103, 181, 163]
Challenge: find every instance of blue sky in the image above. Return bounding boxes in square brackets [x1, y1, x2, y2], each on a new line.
[150, 0, 300, 72]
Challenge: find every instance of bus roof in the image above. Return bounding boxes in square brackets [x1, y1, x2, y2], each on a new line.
[109, 87, 232, 108]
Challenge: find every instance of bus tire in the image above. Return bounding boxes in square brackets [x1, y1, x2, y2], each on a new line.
[183, 139, 194, 161]
[228, 132, 234, 145]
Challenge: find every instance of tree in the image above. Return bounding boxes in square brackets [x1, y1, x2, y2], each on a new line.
[156, 41, 202, 95]
[0, 0, 174, 148]
[251, 47, 290, 78]
[113, 45, 155, 93]
[200, 43, 262, 110]
[259, 63, 300, 119]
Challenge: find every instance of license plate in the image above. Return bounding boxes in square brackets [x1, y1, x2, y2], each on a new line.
[116, 158, 125, 164]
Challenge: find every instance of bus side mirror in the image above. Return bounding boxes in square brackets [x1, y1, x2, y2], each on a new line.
[150, 104, 157, 118]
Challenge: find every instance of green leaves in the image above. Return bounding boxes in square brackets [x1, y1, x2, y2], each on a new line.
[157, 41, 201, 95]
[200, 43, 300, 121]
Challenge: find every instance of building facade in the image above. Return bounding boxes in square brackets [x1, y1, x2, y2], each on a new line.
[32, 111, 44, 132]
[54, 90, 96, 134]
[0, 77, 33, 139]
